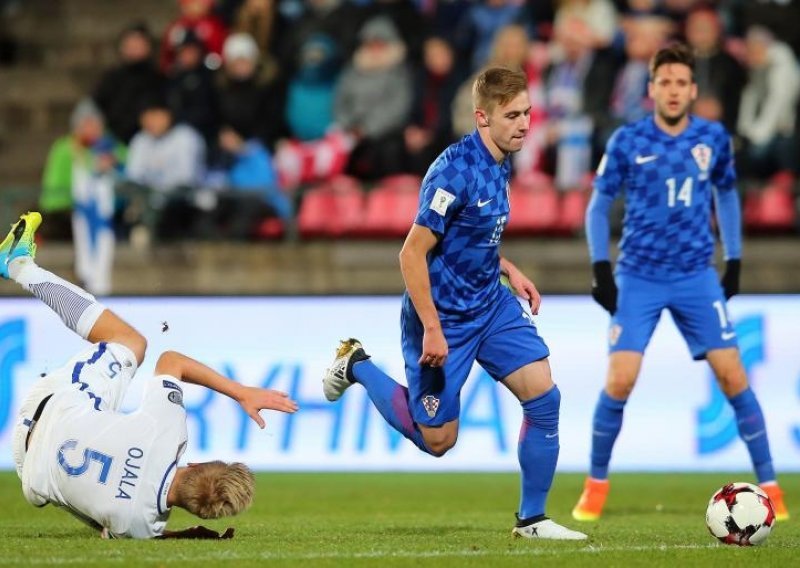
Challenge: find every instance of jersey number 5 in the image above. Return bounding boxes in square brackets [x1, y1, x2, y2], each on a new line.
[665, 177, 693, 207]
[57, 440, 113, 484]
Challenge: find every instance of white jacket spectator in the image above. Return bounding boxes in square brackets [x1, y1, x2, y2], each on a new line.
[126, 104, 206, 192]
[738, 28, 800, 147]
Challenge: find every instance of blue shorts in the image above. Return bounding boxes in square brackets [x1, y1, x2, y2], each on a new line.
[400, 290, 550, 426]
[610, 267, 738, 360]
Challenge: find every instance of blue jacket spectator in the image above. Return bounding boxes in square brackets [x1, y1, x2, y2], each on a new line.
[285, 33, 342, 141]
[219, 126, 292, 221]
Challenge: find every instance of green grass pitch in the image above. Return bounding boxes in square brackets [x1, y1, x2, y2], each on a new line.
[1, 472, 797, 566]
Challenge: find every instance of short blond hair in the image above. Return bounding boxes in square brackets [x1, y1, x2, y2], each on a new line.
[176, 461, 255, 519]
[472, 66, 528, 114]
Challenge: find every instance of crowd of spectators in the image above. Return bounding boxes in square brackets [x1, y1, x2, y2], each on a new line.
[31, 0, 800, 245]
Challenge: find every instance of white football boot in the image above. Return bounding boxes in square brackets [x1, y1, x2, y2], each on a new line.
[322, 338, 369, 401]
[512, 518, 588, 540]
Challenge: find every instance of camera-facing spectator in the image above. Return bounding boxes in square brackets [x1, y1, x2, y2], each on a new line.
[217, 32, 285, 151]
[125, 98, 207, 240]
[335, 16, 414, 180]
[737, 26, 800, 180]
[233, 0, 285, 73]
[161, 0, 228, 73]
[543, 16, 621, 188]
[285, 33, 342, 142]
[403, 36, 462, 177]
[165, 30, 220, 145]
[40, 99, 125, 242]
[685, 7, 745, 132]
[454, 0, 529, 72]
[127, 98, 206, 194]
[279, 0, 363, 77]
[41, 99, 123, 294]
[203, 125, 292, 239]
[554, 0, 618, 51]
[609, 16, 669, 125]
[93, 22, 165, 144]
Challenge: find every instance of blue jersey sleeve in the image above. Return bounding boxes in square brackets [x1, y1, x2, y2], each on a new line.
[586, 191, 615, 262]
[593, 128, 628, 198]
[711, 126, 736, 192]
[414, 165, 470, 236]
[710, 126, 741, 260]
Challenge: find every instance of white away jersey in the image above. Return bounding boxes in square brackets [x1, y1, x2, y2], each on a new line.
[21, 376, 188, 538]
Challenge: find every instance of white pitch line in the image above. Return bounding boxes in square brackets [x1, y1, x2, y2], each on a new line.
[1, 542, 761, 565]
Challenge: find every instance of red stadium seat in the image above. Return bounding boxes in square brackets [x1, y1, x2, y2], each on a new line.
[757, 179, 796, 232]
[297, 181, 366, 238]
[359, 183, 420, 238]
[379, 174, 422, 192]
[254, 218, 285, 240]
[505, 183, 559, 236]
[557, 190, 589, 234]
[742, 189, 762, 229]
[745, 172, 796, 233]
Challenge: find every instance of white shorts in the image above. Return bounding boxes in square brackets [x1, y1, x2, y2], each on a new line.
[12, 342, 138, 478]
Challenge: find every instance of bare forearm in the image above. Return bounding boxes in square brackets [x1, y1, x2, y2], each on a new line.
[400, 248, 441, 331]
[499, 256, 515, 277]
[156, 351, 242, 402]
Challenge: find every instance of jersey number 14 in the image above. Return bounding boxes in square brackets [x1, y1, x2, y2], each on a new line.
[665, 177, 693, 207]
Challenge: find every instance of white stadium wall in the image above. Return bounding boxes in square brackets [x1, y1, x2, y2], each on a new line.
[1, 295, 798, 472]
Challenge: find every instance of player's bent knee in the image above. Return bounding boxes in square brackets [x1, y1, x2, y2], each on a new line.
[717, 373, 748, 398]
[605, 370, 636, 399]
[422, 431, 458, 457]
[425, 440, 455, 457]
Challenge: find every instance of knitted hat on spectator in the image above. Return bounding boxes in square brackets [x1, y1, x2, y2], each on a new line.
[70, 98, 104, 130]
[223, 33, 260, 63]
[358, 16, 401, 44]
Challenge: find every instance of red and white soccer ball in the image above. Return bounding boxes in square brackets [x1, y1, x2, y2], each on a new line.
[706, 482, 776, 546]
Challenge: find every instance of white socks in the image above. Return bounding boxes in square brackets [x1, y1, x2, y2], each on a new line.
[10, 258, 105, 339]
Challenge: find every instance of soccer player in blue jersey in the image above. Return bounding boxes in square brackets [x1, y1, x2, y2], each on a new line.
[323, 67, 586, 540]
[572, 43, 788, 521]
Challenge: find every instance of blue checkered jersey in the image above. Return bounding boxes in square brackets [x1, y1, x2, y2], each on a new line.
[595, 115, 736, 279]
[413, 130, 512, 322]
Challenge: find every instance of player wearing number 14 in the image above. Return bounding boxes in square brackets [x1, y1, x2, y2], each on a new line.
[573, 43, 788, 521]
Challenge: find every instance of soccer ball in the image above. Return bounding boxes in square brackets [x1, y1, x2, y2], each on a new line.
[705, 482, 776, 546]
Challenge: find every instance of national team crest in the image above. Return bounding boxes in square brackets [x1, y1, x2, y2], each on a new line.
[608, 324, 622, 347]
[691, 143, 712, 179]
[422, 395, 440, 418]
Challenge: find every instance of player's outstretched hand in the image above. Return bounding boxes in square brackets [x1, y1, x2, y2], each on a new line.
[420, 326, 448, 367]
[507, 270, 542, 315]
[591, 261, 617, 314]
[721, 259, 740, 299]
[156, 526, 235, 539]
[237, 386, 299, 429]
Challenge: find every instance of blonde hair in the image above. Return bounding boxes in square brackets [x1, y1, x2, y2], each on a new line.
[472, 66, 528, 114]
[176, 461, 255, 519]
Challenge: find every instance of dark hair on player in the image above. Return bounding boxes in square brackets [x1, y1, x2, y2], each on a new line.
[649, 42, 695, 81]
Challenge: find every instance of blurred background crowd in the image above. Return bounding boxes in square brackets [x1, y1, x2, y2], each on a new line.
[0, 0, 798, 294]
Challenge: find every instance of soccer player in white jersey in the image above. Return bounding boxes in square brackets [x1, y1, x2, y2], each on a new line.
[5, 212, 298, 539]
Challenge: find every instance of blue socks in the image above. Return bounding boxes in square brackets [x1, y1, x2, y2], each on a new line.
[728, 387, 775, 483]
[590, 391, 626, 480]
[351, 359, 433, 455]
[517, 386, 561, 520]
